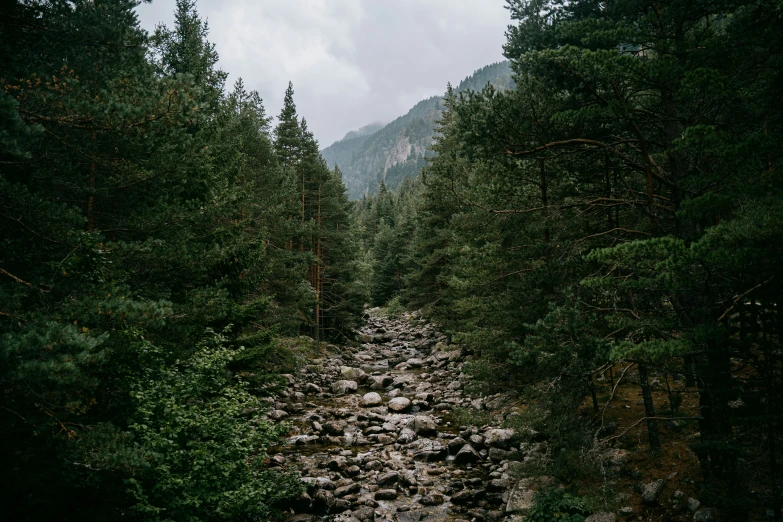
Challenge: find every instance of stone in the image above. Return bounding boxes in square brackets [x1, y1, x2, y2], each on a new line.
[332, 380, 359, 395]
[693, 509, 715, 522]
[603, 448, 630, 468]
[269, 409, 288, 420]
[585, 513, 617, 522]
[375, 489, 398, 500]
[388, 397, 412, 412]
[377, 471, 399, 487]
[411, 415, 437, 436]
[469, 434, 485, 448]
[397, 428, 416, 444]
[396, 512, 423, 522]
[335, 482, 361, 497]
[470, 398, 484, 410]
[362, 392, 383, 407]
[341, 366, 368, 383]
[484, 428, 515, 449]
[332, 516, 360, 522]
[324, 420, 347, 436]
[687, 497, 701, 513]
[312, 489, 335, 514]
[618, 506, 634, 517]
[352, 506, 375, 521]
[409, 438, 448, 461]
[368, 375, 393, 389]
[450, 490, 475, 505]
[304, 383, 322, 394]
[407, 358, 424, 368]
[641, 479, 665, 504]
[419, 493, 445, 505]
[488, 447, 520, 462]
[448, 437, 468, 453]
[506, 478, 535, 514]
[454, 444, 482, 465]
[484, 396, 506, 410]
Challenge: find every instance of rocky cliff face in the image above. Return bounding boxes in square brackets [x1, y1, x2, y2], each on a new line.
[322, 61, 514, 200]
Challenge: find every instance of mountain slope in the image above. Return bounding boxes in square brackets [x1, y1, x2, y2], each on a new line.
[323, 61, 514, 199]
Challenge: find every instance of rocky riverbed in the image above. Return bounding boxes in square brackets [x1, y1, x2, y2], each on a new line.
[266, 309, 555, 522]
[266, 310, 719, 522]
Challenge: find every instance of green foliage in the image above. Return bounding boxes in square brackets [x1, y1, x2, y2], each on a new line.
[0, 1, 359, 519]
[126, 330, 301, 521]
[526, 489, 592, 522]
[380, 296, 407, 318]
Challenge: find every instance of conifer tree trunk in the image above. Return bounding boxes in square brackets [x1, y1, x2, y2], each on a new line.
[638, 361, 661, 454]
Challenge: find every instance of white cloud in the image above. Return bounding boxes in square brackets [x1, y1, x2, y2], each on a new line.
[135, 0, 510, 146]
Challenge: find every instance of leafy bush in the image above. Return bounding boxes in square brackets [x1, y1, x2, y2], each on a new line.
[126, 330, 302, 521]
[380, 296, 406, 317]
[526, 489, 592, 522]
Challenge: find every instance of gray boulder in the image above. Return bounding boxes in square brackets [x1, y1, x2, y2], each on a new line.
[340, 367, 368, 383]
[388, 397, 412, 412]
[411, 415, 437, 436]
[331, 380, 358, 395]
[484, 428, 515, 449]
[505, 478, 535, 514]
[361, 392, 383, 407]
[454, 444, 482, 465]
[641, 479, 665, 504]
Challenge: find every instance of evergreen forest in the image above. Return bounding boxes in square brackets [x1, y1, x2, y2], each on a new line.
[1, 0, 782, 521]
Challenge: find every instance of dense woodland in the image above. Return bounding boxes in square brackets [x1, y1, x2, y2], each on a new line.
[355, 0, 783, 518]
[1, 0, 782, 521]
[0, 0, 361, 519]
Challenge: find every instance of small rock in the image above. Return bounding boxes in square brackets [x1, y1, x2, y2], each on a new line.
[411, 415, 437, 436]
[618, 506, 634, 517]
[332, 380, 358, 395]
[375, 489, 398, 500]
[409, 438, 448, 461]
[687, 497, 701, 513]
[407, 358, 424, 368]
[397, 428, 417, 444]
[335, 482, 361, 497]
[450, 489, 478, 505]
[585, 513, 617, 522]
[693, 509, 715, 522]
[641, 479, 665, 504]
[419, 493, 445, 506]
[304, 383, 322, 394]
[340, 366, 368, 383]
[362, 392, 383, 407]
[377, 471, 399, 487]
[388, 397, 412, 412]
[484, 428, 515, 449]
[269, 410, 288, 420]
[454, 444, 482, 465]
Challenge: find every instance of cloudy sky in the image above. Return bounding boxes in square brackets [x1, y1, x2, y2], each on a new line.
[135, 0, 511, 147]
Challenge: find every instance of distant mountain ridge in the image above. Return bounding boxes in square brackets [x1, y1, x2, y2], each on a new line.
[323, 61, 514, 200]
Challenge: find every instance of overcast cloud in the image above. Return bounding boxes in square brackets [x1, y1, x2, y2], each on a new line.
[135, 0, 510, 147]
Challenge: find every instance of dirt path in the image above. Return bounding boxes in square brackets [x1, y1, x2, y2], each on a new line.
[270, 310, 538, 522]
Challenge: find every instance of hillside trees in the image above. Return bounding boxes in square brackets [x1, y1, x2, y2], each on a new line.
[273, 84, 363, 339]
[0, 0, 357, 519]
[390, 0, 783, 514]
